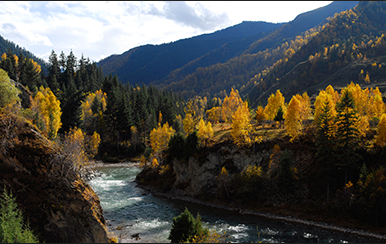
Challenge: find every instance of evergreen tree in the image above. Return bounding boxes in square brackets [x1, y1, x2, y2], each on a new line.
[335, 88, 361, 182]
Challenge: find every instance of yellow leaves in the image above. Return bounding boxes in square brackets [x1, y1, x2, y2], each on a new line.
[376, 114, 386, 147]
[284, 95, 302, 142]
[151, 157, 159, 168]
[183, 113, 195, 135]
[139, 155, 147, 168]
[231, 101, 252, 147]
[364, 73, 370, 84]
[86, 131, 101, 158]
[197, 118, 214, 147]
[62, 127, 88, 167]
[264, 90, 285, 121]
[150, 122, 175, 155]
[206, 107, 221, 124]
[345, 181, 353, 189]
[159, 164, 170, 175]
[80, 89, 107, 129]
[31, 86, 62, 139]
[221, 88, 243, 123]
[255, 106, 265, 123]
[241, 165, 263, 179]
[1, 53, 6, 61]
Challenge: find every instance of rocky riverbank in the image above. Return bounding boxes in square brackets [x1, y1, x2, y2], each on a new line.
[137, 183, 386, 241]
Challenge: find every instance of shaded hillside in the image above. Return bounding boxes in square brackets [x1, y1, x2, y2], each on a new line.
[247, 1, 386, 106]
[0, 35, 49, 75]
[160, 1, 358, 98]
[98, 21, 283, 85]
[0, 112, 108, 243]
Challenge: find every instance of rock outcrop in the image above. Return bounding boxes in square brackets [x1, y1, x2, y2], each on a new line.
[0, 112, 109, 243]
[137, 137, 316, 200]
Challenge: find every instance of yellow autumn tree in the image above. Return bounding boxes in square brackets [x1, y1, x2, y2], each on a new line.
[206, 106, 222, 124]
[221, 88, 243, 123]
[31, 86, 62, 139]
[184, 96, 206, 126]
[150, 122, 175, 157]
[231, 101, 252, 147]
[80, 89, 107, 132]
[264, 90, 285, 120]
[325, 85, 340, 104]
[376, 113, 386, 147]
[285, 95, 302, 141]
[197, 118, 214, 147]
[294, 92, 312, 121]
[61, 127, 88, 169]
[368, 87, 386, 119]
[183, 113, 195, 135]
[84, 131, 101, 159]
[255, 105, 265, 124]
[314, 90, 336, 126]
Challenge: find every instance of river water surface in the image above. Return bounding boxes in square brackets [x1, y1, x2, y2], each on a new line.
[88, 166, 382, 243]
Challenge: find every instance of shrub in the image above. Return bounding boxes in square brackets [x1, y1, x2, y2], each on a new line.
[0, 188, 39, 243]
[168, 207, 208, 243]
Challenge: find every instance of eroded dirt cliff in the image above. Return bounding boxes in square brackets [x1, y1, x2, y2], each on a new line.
[0, 112, 109, 243]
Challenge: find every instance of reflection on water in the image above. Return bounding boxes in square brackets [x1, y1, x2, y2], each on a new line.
[88, 167, 380, 243]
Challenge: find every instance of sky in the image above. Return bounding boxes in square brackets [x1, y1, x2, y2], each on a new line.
[0, 1, 332, 63]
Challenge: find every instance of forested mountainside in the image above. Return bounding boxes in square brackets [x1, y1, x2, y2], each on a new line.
[98, 1, 357, 99]
[159, 1, 359, 98]
[247, 1, 386, 106]
[0, 35, 49, 74]
[98, 21, 283, 86]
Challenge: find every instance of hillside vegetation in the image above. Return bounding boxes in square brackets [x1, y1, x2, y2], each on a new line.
[137, 81, 386, 232]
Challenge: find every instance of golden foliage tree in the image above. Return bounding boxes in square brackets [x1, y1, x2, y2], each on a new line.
[221, 88, 243, 123]
[376, 113, 386, 147]
[284, 95, 302, 141]
[197, 118, 214, 147]
[206, 107, 222, 124]
[255, 105, 265, 123]
[294, 92, 312, 121]
[31, 86, 62, 139]
[264, 90, 285, 121]
[231, 101, 252, 147]
[61, 127, 88, 169]
[85, 131, 101, 159]
[80, 89, 107, 132]
[183, 113, 195, 135]
[150, 122, 175, 157]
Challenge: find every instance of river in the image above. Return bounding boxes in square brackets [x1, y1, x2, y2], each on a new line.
[88, 166, 382, 243]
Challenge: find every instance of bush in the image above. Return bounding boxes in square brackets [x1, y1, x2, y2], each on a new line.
[168, 207, 208, 243]
[0, 188, 39, 243]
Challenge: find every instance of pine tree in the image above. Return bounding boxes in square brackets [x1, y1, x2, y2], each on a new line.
[335, 88, 361, 181]
[315, 98, 337, 203]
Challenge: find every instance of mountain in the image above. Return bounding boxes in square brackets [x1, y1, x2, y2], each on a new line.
[247, 1, 386, 107]
[98, 21, 283, 86]
[0, 35, 49, 75]
[98, 1, 358, 98]
[158, 1, 359, 98]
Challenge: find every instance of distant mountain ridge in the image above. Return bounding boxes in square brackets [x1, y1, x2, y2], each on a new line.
[98, 1, 358, 98]
[158, 1, 359, 98]
[98, 21, 283, 86]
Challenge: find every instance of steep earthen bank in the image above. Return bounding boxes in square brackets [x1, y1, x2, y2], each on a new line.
[135, 136, 386, 241]
[0, 113, 109, 243]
